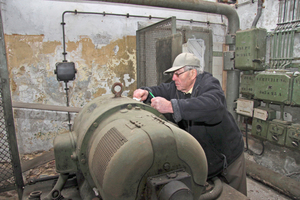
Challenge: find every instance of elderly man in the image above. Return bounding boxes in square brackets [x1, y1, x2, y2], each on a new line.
[133, 52, 247, 195]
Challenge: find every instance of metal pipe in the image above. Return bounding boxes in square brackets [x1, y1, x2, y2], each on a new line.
[61, 9, 226, 63]
[199, 177, 223, 200]
[42, 173, 69, 200]
[276, 26, 284, 68]
[91, 0, 240, 35]
[251, 0, 263, 28]
[226, 70, 240, 120]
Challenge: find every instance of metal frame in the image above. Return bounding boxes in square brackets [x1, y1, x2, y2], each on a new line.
[0, 7, 24, 199]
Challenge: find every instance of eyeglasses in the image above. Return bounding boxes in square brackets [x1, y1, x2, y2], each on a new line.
[173, 69, 192, 77]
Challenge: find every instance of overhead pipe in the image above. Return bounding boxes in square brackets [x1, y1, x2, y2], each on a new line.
[92, 0, 240, 119]
[92, 0, 240, 35]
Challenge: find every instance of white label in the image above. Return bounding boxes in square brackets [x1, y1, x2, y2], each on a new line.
[254, 108, 269, 121]
[236, 98, 254, 117]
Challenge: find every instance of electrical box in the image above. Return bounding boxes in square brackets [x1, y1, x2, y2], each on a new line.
[223, 51, 235, 71]
[267, 119, 291, 145]
[251, 107, 276, 139]
[235, 28, 267, 70]
[240, 74, 256, 96]
[291, 74, 300, 106]
[254, 70, 293, 104]
[285, 124, 300, 150]
[253, 107, 276, 121]
[236, 98, 254, 117]
[251, 118, 269, 139]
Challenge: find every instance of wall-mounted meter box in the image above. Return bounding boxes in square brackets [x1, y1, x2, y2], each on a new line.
[240, 74, 256, 96]
[254, 70, 293, 104]
[285, 124, 300, 150]
[251, 118, 269, 139]
[235, 28, 267, 71]
[251, 107, 276, 139]
[267, 119, 291, 145]
[291, 74, 300, 106]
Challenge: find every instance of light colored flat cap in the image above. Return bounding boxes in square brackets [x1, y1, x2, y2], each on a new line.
[164, 52, 200, 74]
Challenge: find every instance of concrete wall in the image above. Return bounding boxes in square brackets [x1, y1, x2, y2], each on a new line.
[2, 0, 227, 153]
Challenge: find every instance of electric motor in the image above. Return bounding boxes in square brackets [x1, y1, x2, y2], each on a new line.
[53, 84, 208, 200]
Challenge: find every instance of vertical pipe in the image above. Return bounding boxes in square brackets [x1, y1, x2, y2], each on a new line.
[289, 0, 294, 22]
[284, 25, 291, 67]
[296, 0, 300, 20]
[226, 70, 240, 120]
[251, 0, 263, 28]
[280, 28, 287, 68]
[269, 33, 274, 68]
[283, 0, 287, 22]
[273, 31, 278, 68]
[278, 0, 284, 23]
[292, 0, 296, 21]
[276, 27, 283, 68]
[289, 23, 297, 61]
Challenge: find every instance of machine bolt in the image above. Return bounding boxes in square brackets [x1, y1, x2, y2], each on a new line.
[163, 162, 170, 171]
[127, 104, 133, 110]
[93, 122, 98, 128]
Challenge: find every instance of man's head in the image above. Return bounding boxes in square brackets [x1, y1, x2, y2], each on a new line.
[164, 53, 203, 93]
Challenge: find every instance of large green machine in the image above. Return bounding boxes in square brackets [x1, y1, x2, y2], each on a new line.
[45, 84, 208, 200]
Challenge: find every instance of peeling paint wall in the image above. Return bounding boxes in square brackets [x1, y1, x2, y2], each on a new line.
[1, 0, 226, 153]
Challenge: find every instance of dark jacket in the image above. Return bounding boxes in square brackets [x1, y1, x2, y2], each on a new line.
[143, 72, 244, 177]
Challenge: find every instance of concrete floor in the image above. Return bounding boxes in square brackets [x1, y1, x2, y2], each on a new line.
[0, 176, 293, 200]
[247, 177, 292, 200]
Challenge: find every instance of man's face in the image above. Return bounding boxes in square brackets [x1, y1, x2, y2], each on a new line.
[172, 67, 196, 93]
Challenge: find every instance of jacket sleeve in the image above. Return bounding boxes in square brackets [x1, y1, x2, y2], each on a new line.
[141, 82, 174, 103]
[171, 77, 227, 125]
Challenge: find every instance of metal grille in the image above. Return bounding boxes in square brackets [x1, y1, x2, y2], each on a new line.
[0, 87, 15, 190]
[269, 0, 300, 68]
[136, 17, 176, 87]
[91, 127, 127, 186]
[278, 0, 300, 23]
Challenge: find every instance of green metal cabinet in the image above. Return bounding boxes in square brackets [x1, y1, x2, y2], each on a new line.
[240, 74, 256, 97]
[251, 107, 276, 139]
[267, 119, 291, 146]
[285, 124, 300, 150]
[254, 70, 293, 104]
[235, 28, 267, 71]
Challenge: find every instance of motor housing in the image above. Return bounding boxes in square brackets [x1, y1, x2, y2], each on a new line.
[54, 93, 207, 200]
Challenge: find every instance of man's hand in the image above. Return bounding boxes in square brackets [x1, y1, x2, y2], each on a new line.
[133, 89, 149, 101]
[151, 97, 173, 113]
